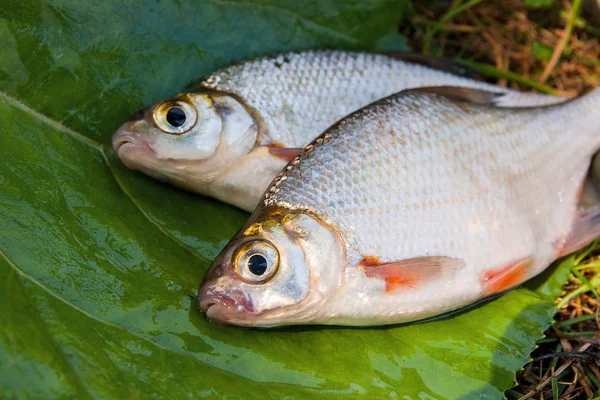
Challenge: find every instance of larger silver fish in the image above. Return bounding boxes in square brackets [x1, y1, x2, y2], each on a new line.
[197, 86, 600, 327]
[112, 51, 567, 211]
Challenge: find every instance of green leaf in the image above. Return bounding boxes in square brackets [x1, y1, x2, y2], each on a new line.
[374, 31, 411, 52]
[531, 41, 554, 61]
[0, 0, 572, 398]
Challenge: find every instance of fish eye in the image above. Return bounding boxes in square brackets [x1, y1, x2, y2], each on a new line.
[247, 254, 268, 276]
[153, 99, 197, 135]
[166, 107, 186, 127]
[234, 240, 279, 283]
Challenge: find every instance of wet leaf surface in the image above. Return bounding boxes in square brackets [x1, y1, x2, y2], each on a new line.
[0, 1, 572, 398]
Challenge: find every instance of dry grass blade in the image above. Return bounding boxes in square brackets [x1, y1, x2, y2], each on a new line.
[405, 0, 600, 94]
[422, 0, 486, 53]
[539, 0, 584, 82]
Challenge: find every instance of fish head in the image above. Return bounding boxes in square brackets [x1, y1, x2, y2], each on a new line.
[112, 90, 259, 192]
[198, 209, 345, 327]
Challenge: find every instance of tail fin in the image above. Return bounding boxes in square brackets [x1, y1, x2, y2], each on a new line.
[592, 152, 600, 190]
[557, 209, 600, 257]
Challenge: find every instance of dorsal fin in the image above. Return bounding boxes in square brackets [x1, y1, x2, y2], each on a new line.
[408, 86, 505, 105]
[405, 85, 585, 110]
[383, 52, 481, 79]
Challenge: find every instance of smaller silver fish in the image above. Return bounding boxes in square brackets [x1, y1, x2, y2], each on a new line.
[198, 86, 600, 327]
[112, 51, 567, 211]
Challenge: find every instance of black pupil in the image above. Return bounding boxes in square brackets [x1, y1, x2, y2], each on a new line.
[166, 107, 186, 128]
[248, 254, 268, 276]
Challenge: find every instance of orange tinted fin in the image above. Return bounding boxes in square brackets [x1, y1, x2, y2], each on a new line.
[482, 257, 533, 295]
[359, 256, 381, 267]
[360, 256, 465, 293]
[267, 144, 302, 162]
[557, 209, 600, 257]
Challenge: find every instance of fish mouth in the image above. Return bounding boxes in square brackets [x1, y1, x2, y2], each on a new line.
[112, 131, 133, 154]
[202, 303, 261, 326]
[112, 128, 154, 167]
[112, 130, 150, 153]
[202, 303, 228, 325]
[198, 288, 255, 325]
[112, 128, 192, 186]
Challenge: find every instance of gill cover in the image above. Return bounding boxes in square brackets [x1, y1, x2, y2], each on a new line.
[149, 91, 258, 162]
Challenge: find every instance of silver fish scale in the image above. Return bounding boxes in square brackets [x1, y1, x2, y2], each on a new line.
[264, 90, 600, 273]
[200, 50, 563, 148]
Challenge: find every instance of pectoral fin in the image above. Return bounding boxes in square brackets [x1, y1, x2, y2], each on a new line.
[266, 144, 302, 162]
[360, 256, 466, 293]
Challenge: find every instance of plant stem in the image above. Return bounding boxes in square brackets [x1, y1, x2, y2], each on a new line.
[574, 240, 598, 264]
[455, 59, 563, 95]
[539, 0, 584, 82]
[572, 268, 600, 299]
[556, 273, 600, 309]
[560, 10, 600, 37]
[422, 0, 485, 54]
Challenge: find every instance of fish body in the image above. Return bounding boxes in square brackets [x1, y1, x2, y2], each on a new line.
[113, 51, 567, 211]
[198, 87, 600, 327]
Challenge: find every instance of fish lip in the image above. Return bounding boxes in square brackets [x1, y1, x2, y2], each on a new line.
[112, 130, 141, 153]
[198, 295, 218, 314]
[203, 302, 259, 326]
[112, 128, 130, 153]
[112, 129, 154, 168]
[197, 288, 255, 324]
[204, 303, 230, 325]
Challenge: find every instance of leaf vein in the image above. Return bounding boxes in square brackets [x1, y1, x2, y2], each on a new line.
[0, 248, 213, 366]
[0, 89, 209, 266]
[101, 148, 210, 264]
[0, 91, 102, 150]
